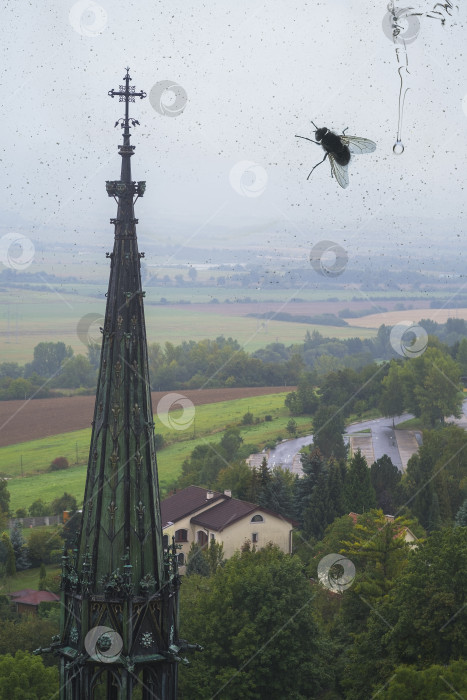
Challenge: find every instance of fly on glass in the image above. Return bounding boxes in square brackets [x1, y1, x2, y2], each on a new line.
[295, 121, 376, 189]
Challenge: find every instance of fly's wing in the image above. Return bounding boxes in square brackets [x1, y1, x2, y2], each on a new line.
[329, 153, 349, 189]
[342, 136, 376, 154]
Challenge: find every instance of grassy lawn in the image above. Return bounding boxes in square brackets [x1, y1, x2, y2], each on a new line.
[4, 392, 315, 511]
[7, 418, 314, 512]
[0, 563, 60, 595]
[395, 417, 425, 430]
[7, 465, 89, 513]
[0, 430, 92, 478]
[346, 408, 382, 425]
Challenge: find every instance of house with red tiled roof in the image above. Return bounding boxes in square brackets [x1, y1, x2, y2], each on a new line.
[161, 486, 296, 569]
[7, 588, 60, 615]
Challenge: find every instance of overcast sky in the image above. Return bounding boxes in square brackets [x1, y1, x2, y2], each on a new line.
[2, 1, 467, 266]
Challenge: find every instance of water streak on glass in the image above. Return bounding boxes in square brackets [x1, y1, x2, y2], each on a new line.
[394, 45, 410, 155]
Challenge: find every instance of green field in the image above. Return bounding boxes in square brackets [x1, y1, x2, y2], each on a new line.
[3, 393, 315, 511]
[0, 289, 378, 362]
[0, 563, 60, 596]
[0, 393, 290, 478]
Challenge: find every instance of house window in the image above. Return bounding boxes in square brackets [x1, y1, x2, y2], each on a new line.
[251, 514, 264, 523]
[252, 533, 258, 543]
[177, 552, 185, 566]
[210, 534, 215, 541]
[175, 529, 188, 542]
[197, 531, 208, 547]
[162, 534, 169, 548]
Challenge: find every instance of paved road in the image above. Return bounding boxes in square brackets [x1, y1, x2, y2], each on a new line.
[267, 401, 467, 473]
[268, 436, 314, 469]
[346, 414, 414, 470]
[267, 413, 416, 472]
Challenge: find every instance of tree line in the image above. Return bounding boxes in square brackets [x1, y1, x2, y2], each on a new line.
[2, 317, 467, 397]
[286, 340, 463, 427]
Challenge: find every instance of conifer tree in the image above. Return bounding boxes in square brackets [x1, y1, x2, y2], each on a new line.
[0, 479, 10, 515]
[186, 543, 210, 577]
[258, 467, 296, 520]
[295, 447, 325, 527]
[455, 498, 467, 527]
[1, 533, 16, 577]
[345, 449, 376, 513]
[370, 455, 401, 514]
[259, 457, 270, 487]
[427, 490, 442, 531]
[312, 404, 347, 461]
[9, 523, 30, 571]
[303, 469, 330, 540]
[301, 446, 326, 483]
[435, 471, 452, 523]
[404, 451, 434, 530]
[327, 457, 346, 521]
[247, 467, 260, 503]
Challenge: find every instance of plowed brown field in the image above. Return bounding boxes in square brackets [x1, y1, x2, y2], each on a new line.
[0, 387, 293, 448]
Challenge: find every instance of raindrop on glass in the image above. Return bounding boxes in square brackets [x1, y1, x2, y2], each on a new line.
[393, 140, 405, 155]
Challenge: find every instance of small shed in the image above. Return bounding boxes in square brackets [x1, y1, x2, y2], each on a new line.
[7, 588, 60, 615]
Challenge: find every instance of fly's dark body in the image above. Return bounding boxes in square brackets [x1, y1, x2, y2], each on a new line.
[316, 128, 351, 166]
[295, 121, 376, 189]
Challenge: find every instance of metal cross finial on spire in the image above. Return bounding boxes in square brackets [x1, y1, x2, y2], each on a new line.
[108, 68, 147, 135]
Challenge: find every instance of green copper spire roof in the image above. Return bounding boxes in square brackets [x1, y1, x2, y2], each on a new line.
[44, 69, 197, 700]
[78, 67, 161, 592]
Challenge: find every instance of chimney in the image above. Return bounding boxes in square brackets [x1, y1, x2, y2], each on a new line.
[224, 490, 232, 498]
[206, 490, 214, 500]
